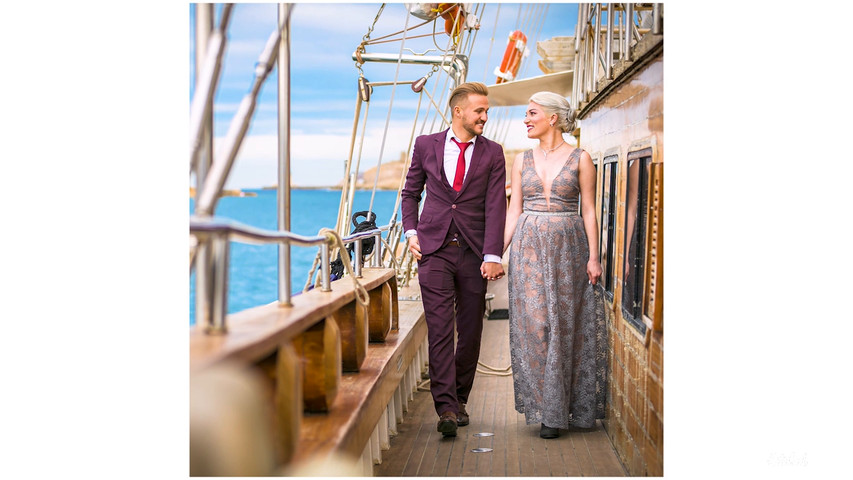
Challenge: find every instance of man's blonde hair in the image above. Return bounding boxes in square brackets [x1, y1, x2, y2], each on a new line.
[448, 82, 489, 110]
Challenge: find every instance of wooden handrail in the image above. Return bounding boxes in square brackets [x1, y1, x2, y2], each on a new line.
[190, 268, 394, 371]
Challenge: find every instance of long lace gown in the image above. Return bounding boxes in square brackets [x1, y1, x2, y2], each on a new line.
[507, 148, 607, 429]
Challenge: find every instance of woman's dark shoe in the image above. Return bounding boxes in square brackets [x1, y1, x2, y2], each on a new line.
[540, 423, 560, 439]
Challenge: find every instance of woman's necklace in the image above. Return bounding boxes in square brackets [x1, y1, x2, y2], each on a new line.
[539, 140, 565, 160]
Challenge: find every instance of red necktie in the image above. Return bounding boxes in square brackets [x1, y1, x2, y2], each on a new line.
[450, 138, 471, 192]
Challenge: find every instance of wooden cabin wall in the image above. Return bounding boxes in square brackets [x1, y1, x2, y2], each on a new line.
[579, 54, 663, 477]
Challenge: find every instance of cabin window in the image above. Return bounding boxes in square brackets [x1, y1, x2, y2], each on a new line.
[621, 148, 653, 334]
[600, 156, 618, 298]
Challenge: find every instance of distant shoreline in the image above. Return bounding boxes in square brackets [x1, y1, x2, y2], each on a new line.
[189, 186, 399, 198]
[260, 186, 399, 191]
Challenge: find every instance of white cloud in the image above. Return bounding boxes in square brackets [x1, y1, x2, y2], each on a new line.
[221, 121, 418, 189]
[291, 3, 390, 36]
[220, 108, 557, 191]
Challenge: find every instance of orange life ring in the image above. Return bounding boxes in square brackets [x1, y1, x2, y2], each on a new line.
[438, 3, 465, 40]
[494, 30, 527, 84]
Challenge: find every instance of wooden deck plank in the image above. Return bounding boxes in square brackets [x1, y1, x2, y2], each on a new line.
[479, 318, 509, 477]
[546, 429, 567, 475]
[373, 389, 429, 474]
[531, 427, 551, 476]
[398, 399, 434, 476]
[395, 399, 425, 475]
[373, 314, 626, 477]
[515, 413, 535, 476]
[474, 390, 498, 476]
[583, 424, 629, 476]
[502, 383, 519, 477]
[569, 427, 598, 475]
[427, 432, 454, 476]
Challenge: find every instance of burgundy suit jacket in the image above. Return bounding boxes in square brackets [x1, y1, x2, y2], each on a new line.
[401, 129, 507, 259]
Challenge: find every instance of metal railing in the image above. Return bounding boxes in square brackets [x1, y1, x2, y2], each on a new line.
[191, 4, 298, 331]
[571, 3, 662, 111]
[191, 216, 392, 334]
[190, 4, 402, 335]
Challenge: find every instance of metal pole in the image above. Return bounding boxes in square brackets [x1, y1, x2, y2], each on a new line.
[582, 4, 591, 102]
[277, 3, 293, 307]
[354, 239, 363, 278]
[320, 243, 331, 292]
[193, 3, 213, 201]
[207, 233, 230, 334]
[619, 4, 626, 61]
[372, 232, 382, 267]
[606, 3, 614, 79]
[190, 5, 232, 177]
[573, 4, 582, 108]
[195, 243, 210, 330]
[592, 4, 601, 90]
[625, 3, 633, 61]
[193, 4, 213, 333]
[196, 13, 290, 216]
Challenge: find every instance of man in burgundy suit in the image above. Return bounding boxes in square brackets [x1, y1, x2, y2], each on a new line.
[401, 82, 507, 437]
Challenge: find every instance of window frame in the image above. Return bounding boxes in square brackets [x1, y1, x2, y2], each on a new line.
[620, 147, 653, 334]
[599, 154, 619, 300]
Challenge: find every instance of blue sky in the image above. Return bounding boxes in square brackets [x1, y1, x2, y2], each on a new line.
[191, 3, 579, 189]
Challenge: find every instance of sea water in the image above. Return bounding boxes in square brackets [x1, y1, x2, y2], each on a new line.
[190, 189, 403, 325]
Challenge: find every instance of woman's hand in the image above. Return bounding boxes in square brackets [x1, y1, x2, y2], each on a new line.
[587, 259, 602, 286]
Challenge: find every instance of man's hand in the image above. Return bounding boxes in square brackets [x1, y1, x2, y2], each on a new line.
[480, 262, 504, 281]
[408, 235, 422, 260]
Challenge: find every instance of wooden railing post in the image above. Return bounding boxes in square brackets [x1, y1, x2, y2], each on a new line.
[295, 317, 341, 411]
[368, 284, 392, 342]
[336, 301, 368, 372]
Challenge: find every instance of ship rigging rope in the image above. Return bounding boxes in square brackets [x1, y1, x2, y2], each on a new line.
[382, 89, 425, 268]
[355, 3, 464, 54]
[477, 361, 513, 376]
[480, 3, 501, 81]
[303, 228, 370, 307]
[367, 6, 411, 216]
[417, 361, 511, 386]
[483, 2, 547, 146]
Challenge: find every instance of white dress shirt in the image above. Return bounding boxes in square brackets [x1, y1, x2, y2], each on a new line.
[444, 127, 475, 188]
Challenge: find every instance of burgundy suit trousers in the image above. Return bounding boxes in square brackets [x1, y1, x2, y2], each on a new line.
[417, 235, 488, 416]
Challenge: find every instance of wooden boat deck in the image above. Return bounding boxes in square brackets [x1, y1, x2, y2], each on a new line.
[373, 312, 627, 477]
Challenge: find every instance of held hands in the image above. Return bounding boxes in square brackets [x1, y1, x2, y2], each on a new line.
[587, 259, 602, 286]
[481, 261, 504, 281]
[409, 234, 504, 281]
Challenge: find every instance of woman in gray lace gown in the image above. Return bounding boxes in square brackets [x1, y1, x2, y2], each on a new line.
[503, 92, 606, 439]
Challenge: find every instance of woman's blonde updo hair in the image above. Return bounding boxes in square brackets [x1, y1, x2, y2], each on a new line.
[529, 91, 576, 134]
